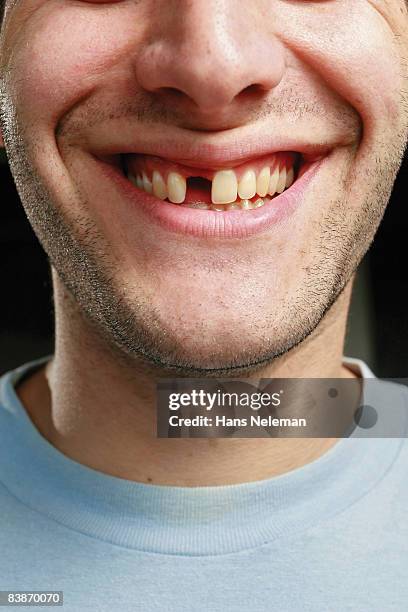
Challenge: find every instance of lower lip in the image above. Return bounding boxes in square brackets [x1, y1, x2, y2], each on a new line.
[97, 157, 327, 239]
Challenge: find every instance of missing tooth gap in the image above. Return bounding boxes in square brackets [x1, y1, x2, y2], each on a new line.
[187, 176, 212, 190]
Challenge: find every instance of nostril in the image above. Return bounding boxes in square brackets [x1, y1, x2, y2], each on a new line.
[157, 87, 187, 99]
[241, 84, 262, 95]
[239, 83, 271, 102]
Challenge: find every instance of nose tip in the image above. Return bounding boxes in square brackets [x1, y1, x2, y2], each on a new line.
[135, 3, 285, 117]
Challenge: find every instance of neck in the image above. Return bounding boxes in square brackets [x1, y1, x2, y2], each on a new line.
[18, 272, 358, 486]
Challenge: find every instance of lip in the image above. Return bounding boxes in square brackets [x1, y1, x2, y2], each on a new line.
[95, 153, 328, 239]
[84, 123, 336, 169]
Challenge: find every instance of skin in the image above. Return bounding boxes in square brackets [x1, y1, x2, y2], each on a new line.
[0, 0, 407, 485]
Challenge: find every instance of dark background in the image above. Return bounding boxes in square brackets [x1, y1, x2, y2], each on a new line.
[1, 149, 407, 377]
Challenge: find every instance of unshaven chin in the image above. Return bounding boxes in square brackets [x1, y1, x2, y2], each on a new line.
[50, 262, 357, 381]
[16, 277, 358, 486]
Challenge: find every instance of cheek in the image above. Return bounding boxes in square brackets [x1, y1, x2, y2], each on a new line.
[7, 6, 140, 127]
[278, 2, 403, 138]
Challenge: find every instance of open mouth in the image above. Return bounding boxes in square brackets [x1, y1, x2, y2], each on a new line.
[121, 151, 304, 212]
[93, 140, 330, 238]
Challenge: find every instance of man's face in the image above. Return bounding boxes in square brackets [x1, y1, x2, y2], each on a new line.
[0, 0, 407, 375]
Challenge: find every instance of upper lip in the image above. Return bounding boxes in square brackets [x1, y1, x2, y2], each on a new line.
[85, 124, 341, 170]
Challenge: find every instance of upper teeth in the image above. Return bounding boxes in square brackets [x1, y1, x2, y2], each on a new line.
[167, 172, 186, 203]
[152, 170, 167, 200]
[128, 163, 295, 205]
[276, 167, 287, 194]
[142, 172, 153, 194]
[238, 169, 256, 200]
[257, 167, 271, 198]
[212, 170, 238, 204]
[285, 167, 295, 189]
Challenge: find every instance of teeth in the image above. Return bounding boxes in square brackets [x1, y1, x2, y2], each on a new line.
[152, 171, 167, 200]
[285, 167, 295, 189]
[128, 159, 297, 208]
[129, 173, 145, 190]
[253, 198, 265, 209]
[268, 166, 280, 196]
[188, 197, 271, 211]
[167, 172, 187, 204]
[276, 167, 287, 194]
[128, 174, 138, 188]
[238, 170, 256, 200]
[256, 167, 270, 198]
[142, 172, 153, 194]
[212, 204, 229, 211]
[184, 202, 210, 209]
[212, 170, 238, 204]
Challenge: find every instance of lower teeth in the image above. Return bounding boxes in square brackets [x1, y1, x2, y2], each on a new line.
[182, 197, 271, 211]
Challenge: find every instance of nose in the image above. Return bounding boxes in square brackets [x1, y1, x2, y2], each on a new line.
[135, 0, 285, 117]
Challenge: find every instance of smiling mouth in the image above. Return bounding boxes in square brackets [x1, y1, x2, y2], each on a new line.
[121, 151, 305, 211]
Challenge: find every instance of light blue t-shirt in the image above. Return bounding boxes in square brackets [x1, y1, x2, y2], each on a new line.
[0, 357, 407, 611]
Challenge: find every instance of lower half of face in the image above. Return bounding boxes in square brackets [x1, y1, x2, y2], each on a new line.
[1, 1, 407, 375]
[5, 129, 404, 376]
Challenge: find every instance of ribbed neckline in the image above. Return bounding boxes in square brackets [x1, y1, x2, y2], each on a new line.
[0, 356, 405, 556]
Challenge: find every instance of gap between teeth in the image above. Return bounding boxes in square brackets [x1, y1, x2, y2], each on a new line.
[127, 164, 295, 208]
